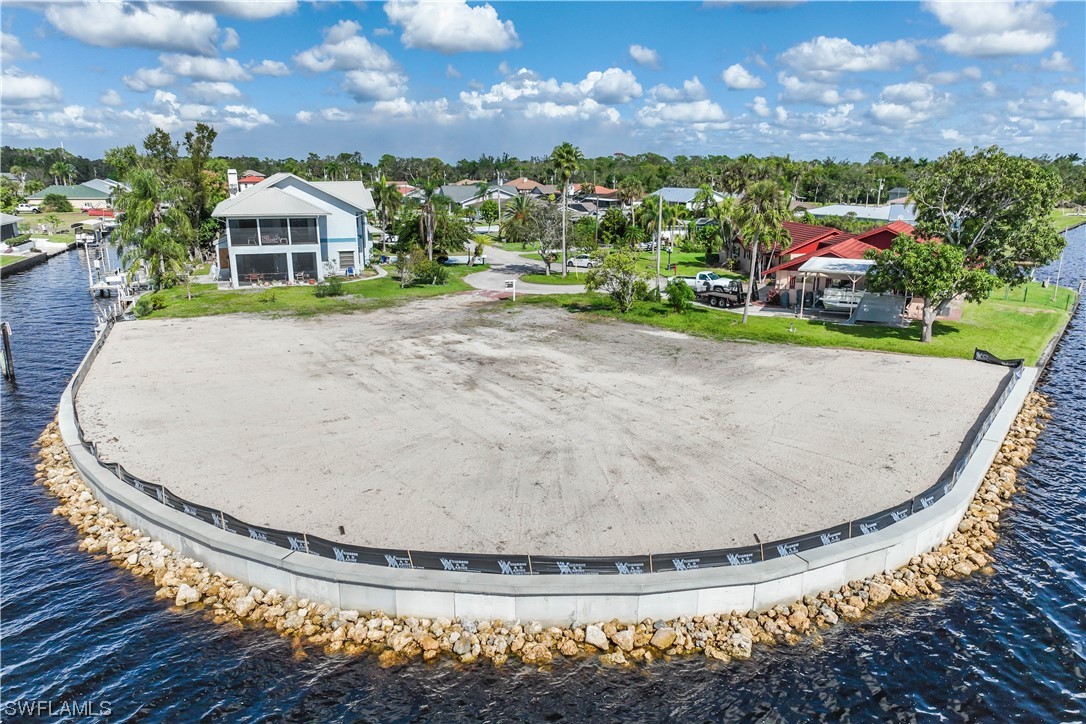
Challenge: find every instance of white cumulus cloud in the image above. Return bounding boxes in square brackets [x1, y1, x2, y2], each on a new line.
[194, 1, 298, 20]
[99, 89, 124, 107]
[385, 0, 520, 54]
[870, 81, 949, 127]
[45, 2, 220, 56]
[249, 60, 291, 77]
[777, 73, 865, 105]
[629, 44, 660, 69]
[123, 67, 177, 92]
[1, 32, 38, 65]
[1040, 51, 1073, 72]
[221, 27, 240, 52]
[722, 63, 765, 89]
[294, 20, 398, 72]
[750, 96, 771, 117]
[779, 36, 919, 75]
[578, 68, 642, 104]
[924, 0, 1056, 57]
[1013, 90, 1086, 120]
[650, 77, 708, 102]
[160, 54, 252, 81]
[188, 81, 243, 102]
[1, 70, 63, 107]
[343, 69, 408, 101]
[637, 99, 728, 128]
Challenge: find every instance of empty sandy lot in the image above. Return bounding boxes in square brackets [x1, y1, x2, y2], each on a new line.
[76, 295, 1006, 556]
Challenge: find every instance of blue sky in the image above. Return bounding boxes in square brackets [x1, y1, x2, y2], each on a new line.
[1, 1, 1083, 162]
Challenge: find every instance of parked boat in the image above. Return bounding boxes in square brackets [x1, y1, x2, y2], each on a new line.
[820, 288, 865, 312]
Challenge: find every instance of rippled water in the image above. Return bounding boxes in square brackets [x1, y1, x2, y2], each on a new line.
[2, 231, 1084, 721]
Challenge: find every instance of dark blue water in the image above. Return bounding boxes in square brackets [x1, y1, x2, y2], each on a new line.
[2, 231, 1084, 721]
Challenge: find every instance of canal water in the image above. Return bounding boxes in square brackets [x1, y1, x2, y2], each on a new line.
[2, 230, 1083, 721]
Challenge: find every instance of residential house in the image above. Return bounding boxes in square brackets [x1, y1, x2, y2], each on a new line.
[807, 203, 917, 224]
[237, 171, 267, 191]
[82, 178, 129, 196]
[1, 213, 21, 242]
[647, 187, 728, 210]
[27, 183, 112, 210]
[506, 177, 545, 196]
[407, 183, 518, 212]
[579, 185, 620, 209]
[212, 172, 375, 287]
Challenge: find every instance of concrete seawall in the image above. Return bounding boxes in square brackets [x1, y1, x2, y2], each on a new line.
[1, 252, 48, 278]
[57, 336, 1040, 624]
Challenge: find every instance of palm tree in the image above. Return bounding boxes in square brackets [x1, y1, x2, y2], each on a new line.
[550, 141, 583, 276]
[705, 197, 742, 265]
[737, 180, 790, 323]
[414, 178, 441, 259]
[324, 160, 341, 181]
[49, 161, 66, 186]
[692, 184, 718, 217]
[618, 177, 644, 224]
[112, 168, 194, 289]
[501, 195, 536, 249]
[373, 175, 402, 253]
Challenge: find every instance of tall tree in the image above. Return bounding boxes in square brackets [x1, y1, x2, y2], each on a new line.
[142, 127, 179, 176]
[112, 168, 193, 289]
[550, 141, 583, 276]
[373, 175, 403, 252]
[705, 197, 742, 265]
[617, 176, 644, 223]
[738, 180, 790, 323]
[179, 123, 219, 253]
[868, 146, 1063, 343]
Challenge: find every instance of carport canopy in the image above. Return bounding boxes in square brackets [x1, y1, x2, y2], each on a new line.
[796, 257, 875, 279]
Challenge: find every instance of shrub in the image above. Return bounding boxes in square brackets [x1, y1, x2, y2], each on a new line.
[413, 259, 450, 285]
[665, 277, 695, 314]
[257, 289, 278, 304]
[132, 293, 166, 317]
[41, 193, 73, 212]
[314, 276, 345, 297]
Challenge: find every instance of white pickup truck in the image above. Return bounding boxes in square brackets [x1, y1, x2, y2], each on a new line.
[673, 271, 730, 293]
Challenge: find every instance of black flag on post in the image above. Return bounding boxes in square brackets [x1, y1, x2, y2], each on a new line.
[974, 349, 1024, 368]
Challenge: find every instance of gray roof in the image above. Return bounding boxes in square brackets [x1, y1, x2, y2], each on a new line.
[312, 181, 375, 211]
[28, 184, 111, 200]
[1, 213, 21, 226]
[410, 183, 516, 207]
[648, 187, 725, 204]
[808, 203, 917, 223]
[212, 187, 329, 218]
[83, 178, 129, 194]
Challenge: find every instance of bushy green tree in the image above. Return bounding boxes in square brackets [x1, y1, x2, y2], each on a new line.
[112, 168, 193, 288]
[41, 193, 73, 212]
[868, 147, 1064, 343]
[665, 277, 695, 314]
[478, 198, 499, 227]
[584, 248, 652, 313]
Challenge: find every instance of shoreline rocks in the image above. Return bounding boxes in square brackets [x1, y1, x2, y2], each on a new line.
[33, 392, 1051, 667]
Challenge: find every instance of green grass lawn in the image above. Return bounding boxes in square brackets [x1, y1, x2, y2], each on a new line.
[1051, 209, 1086, 232]
[520, 281, 1076, 366]
[520, 272, 585, 285]
[139, 265, 489, 319]
[1, 254, 25, 267]
[634, 250, 744, 279]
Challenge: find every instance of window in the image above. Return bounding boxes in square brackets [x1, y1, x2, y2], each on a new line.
[259, 218, 288, 244]
[339, 251, 355, 270]
[289, 218, 317, 244]
[228, 219, 257, 245]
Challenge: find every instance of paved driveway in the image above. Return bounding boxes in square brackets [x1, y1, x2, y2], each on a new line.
[465, 246, 588, 295]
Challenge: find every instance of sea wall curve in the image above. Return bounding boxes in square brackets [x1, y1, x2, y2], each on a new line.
[58, 323, 1038, 624]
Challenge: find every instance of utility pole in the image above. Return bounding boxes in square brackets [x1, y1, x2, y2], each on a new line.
[656, 194, 663, 300]
[876, 178, 885, 206]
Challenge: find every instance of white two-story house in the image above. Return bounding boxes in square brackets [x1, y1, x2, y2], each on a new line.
[212, 173, 375, 287]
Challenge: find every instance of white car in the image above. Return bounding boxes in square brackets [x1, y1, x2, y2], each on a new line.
[15, 203, 39, 214]
[566, 254, 596, 268]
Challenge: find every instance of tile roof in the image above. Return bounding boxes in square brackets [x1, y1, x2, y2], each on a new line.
[763, 237, 876, 276]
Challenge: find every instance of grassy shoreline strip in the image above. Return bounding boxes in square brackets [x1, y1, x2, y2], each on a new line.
[521, 281, 1076, 366]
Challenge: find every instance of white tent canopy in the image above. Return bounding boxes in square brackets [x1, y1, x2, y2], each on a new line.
[796, 258, 875, 277]
[795, 258, 876, 317]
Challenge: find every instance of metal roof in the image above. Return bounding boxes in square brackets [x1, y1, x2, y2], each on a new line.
[212, 187, 329, 218]
[797, 258, 875, 277]
[27, 184, 111, 200]
[808, 203, 917, 223]
[1, 213, 21, 225]
[312, 181, 376, 211]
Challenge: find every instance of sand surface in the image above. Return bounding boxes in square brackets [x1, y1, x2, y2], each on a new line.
[76, 295, 1006, 556]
